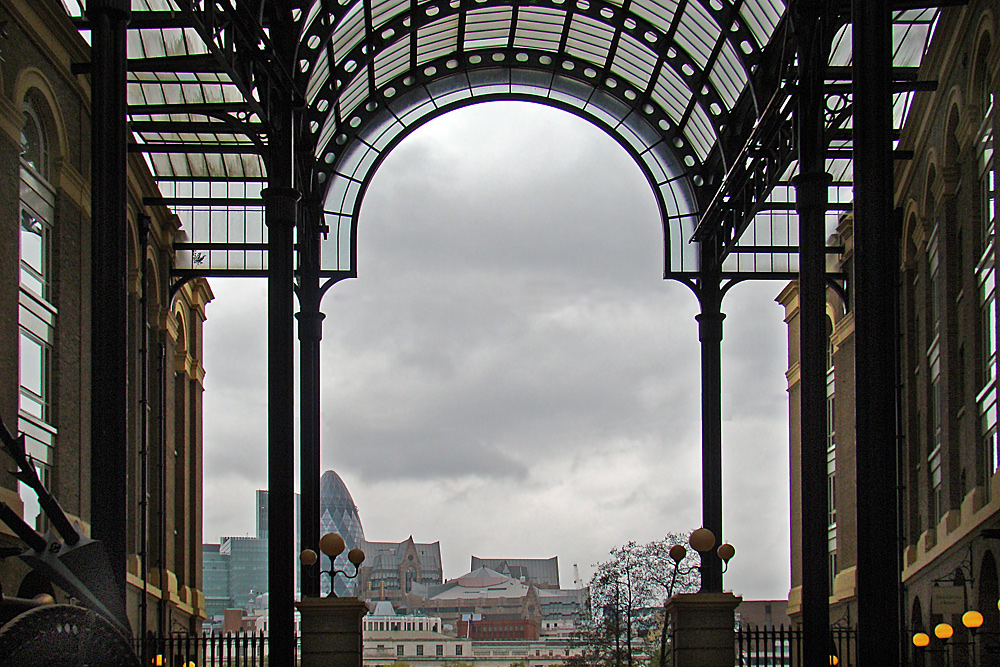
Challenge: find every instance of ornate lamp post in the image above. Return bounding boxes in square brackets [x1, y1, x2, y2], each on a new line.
[660, 528, 739, 667]
[299, 532, 366, 598]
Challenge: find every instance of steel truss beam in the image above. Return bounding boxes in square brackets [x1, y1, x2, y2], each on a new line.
[693, 22, 937, 261]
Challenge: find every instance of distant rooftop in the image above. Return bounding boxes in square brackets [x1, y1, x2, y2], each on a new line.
[471, 557, 560, 588]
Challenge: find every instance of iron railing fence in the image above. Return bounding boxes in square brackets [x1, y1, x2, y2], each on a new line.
[133, 631, 281, 667]
[736, 626, 857, 667]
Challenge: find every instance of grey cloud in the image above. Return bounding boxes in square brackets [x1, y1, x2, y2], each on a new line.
[202, 101, 791, 600]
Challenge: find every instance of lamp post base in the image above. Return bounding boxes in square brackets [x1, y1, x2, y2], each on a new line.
[664, 592, 742, 667]
[295, 597, 369, 667]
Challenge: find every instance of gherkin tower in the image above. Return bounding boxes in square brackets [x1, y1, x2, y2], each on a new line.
[319, 470, 366, 597]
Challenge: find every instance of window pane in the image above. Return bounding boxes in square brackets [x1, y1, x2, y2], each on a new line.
[20, 209, 45, 296]
[19, 331, 44, 398]
[21, 110, 44, 175]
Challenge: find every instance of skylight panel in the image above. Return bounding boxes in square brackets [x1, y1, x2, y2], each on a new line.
[565, 14, 614, 67]
[59, 0, 84, 17]
[651, 65, 691, 124]
[333, 4, 367, 62]
[513, 8, 567, 51]
[339, 70, 370, 119]
[829, 23, 852, 67]
[892, 11, 938, 68]
[709, 41, 747, 108]
[611, 32, 658, 90]
[740, 0, 783, 49]
[301, 0, 325, 40]
[676, 0, 720, 69]
[307, 48, 330, 104]
[417, 17, 460, 65]
[629, 0, 679, 35]
[374, 36, 411, 88]
[686, 103, 715, 159]
[373, 0, 410, 30]
[464, 7, 515, 50]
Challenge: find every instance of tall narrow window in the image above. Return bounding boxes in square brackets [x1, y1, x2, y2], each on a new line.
[18, 97, 56, 526]
[826, 317, 837, 594]
[975, 36, 998, 484]
[928, 225, 945, 525]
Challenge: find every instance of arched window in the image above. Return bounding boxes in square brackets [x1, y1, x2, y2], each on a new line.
[20, 99, 48, 179]
[18, 94, 57, 527]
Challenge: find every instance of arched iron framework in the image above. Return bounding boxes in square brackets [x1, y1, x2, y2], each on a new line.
[64, 0, 949, 663]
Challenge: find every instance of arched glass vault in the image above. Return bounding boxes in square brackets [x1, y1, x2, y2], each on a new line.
[323, 86, 699, 278]
[69, 0, 945, 663]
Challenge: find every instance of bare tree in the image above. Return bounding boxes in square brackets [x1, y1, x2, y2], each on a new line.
[580, 534, 700, 667]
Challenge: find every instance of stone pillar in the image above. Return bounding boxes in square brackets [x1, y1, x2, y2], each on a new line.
[295, 597, 369, 667]
[665, 592, 741, 667]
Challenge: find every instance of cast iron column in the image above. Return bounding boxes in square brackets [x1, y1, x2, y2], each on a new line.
[696, 267, 724, 592]
[264, 181, 298, 659]
[87, 0, 130, 628]
[793, 0, 831, 664]
[853, 0, 900, 662]
[264, 131, 299, 665]
[266, 6, 301, 660]
[297, 210, 323, 598]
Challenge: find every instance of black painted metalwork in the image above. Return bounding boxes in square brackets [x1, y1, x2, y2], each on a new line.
[61, 0, 947, 659]
[86, 0, 131, 629]
[297, 190, 325, 599]
[695, 264, 725, 593]
[0, 604, 140, 665]
[0, 414, 130, 634]
[263, 5, 303, 655]
[791, 1, 834, 664]
[852, 0, 901, 663]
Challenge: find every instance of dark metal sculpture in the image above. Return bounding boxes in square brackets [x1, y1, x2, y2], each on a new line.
[0, 414, 139, 665]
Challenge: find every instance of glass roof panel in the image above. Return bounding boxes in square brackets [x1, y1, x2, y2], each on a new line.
[893, 9, 938, 66]
[511, 68, 556, 94]
[417, 17, 461, 65]
[629, 0, 680, 35]
[373, 0, 410, 28]
[301, 0, 325, 40]
[333, 4, 367, 63]
[307, 48, 331, 104]
[675, 0, 720, 70]
[611, 32, 659, 91]
[339, 72, 371, 120]
[709, 41, 747, 108]
[686, 102, 714, 159]
[60, 0, 84, 17]
[650, 65, 691, 125]
[513, 8, 567, 51]
[375, 36, 413, 88]
[464, 7, 516, 51]
[565, 15, 615, 69]
[740, 0, 784, 49]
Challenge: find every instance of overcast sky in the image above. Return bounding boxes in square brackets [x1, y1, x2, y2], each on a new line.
[201, 101, 791, 601]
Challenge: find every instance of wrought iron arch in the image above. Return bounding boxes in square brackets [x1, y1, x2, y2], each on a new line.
[294, 0, 771, 186]
[315, 77, 703, 281]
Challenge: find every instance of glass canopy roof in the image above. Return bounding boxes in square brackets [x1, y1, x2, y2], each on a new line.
[62, 0, 940, 280]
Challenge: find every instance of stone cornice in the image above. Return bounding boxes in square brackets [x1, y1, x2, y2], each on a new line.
[776, 281, 799, 314]
[786, 361, 800, 390]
